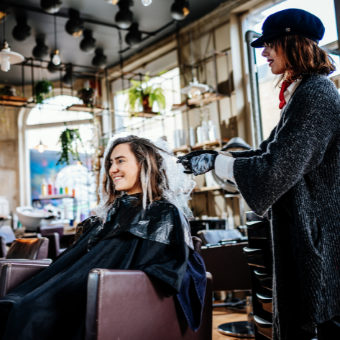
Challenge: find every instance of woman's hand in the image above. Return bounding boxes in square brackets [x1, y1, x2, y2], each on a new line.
[177, 150, 218, 176]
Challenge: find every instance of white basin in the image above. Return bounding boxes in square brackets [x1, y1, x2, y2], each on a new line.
[16, 206, 54, 231]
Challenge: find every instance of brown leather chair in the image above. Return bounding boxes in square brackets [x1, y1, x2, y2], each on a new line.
[0, 262, 50, 298]
[0, 237, 7, 258]
[6, 238, 49, 260]
[37, 233, 65, 260]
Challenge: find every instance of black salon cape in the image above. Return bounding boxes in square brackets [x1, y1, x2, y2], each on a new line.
[0, 195, 204, 340]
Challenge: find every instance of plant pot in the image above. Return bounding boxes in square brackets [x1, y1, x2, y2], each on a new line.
[142, 95, 152, 112]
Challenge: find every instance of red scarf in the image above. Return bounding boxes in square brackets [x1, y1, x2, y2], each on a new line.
[279, 81, 292, 109]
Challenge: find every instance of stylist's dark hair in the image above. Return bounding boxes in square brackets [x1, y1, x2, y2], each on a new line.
[265, 35, 336, 84]
[103, 135, 170, 207]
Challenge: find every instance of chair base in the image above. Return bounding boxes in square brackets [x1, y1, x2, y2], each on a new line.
[218, 321, 255, 338]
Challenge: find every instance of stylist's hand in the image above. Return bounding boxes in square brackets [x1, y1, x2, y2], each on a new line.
[177, 150, 218, 176]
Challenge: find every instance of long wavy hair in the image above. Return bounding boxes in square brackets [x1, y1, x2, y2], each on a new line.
[102, 135, 170, 209]
[265, 35, 336, 85]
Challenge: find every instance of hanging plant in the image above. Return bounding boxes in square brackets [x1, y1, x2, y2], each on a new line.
[124, 74, 166, 115]
[56, 128, 83, 165]
[35, 80, 53, 104]
[77, 87, 95, 106]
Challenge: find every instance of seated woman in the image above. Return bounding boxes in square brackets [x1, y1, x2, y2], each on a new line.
[0, 136, 204, 340]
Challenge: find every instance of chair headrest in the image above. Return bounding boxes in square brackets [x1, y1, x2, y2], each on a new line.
[197, 229, 243, 246]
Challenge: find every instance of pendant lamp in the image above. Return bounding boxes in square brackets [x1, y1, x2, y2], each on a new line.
[125, 23, 142, 47]
[34, 140, 48, 153]
[180, 23, 208, 97]
[32, 36, 49, 59]
[0, 13, 24, 72]
[65, 9, 84, 37]
[40, 0, 62, 14]
[171, 0, 190, 21]
[115, 0, 133, 29]
[51, 14, 61, 65]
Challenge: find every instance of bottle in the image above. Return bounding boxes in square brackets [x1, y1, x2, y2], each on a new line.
[47, 178, 53, 195]
[208, 120, 217, 141]
[59, 187, 63, 195]
[65, 187, 69, 195]
[41, 179, 47, 196]
[72, 189, 75, 197]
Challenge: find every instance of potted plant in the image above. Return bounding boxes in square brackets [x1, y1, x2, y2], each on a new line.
[56, 128, 83, 165]
[0, 86, 16, 97]
[125, 74, 166, 115]
[35, 80, 53, 104]
[77, 87, 95, 106]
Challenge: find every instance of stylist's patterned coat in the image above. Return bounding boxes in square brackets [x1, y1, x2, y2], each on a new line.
[231, 74, 340, 340]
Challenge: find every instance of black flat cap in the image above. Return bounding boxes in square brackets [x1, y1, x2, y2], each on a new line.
[251, 8, 325, 48]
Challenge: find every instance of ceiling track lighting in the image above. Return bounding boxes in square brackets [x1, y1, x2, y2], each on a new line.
[40, 0, 63, 14]
[51, 14, 61, 66]
[32, 35, 49, 59]
[92, 48, 107, 68]
[141, 0, 152, 6]
[125, 23, 142, 47]
[12, 16, 31, 41]
[65, 9, 84, 38]
[115, 0, 133, 29]
[171, 0, 190, 21]
[63, 64, 76, 87]
[80, 29, 96, 53]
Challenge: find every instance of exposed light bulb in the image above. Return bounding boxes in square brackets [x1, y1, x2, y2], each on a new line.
[52, 50, 61, 65]
[188, 87, 201, 99]
[1, 55, 10, 72]
[38, 143, 45, 153]
[141, 0, 152, 6]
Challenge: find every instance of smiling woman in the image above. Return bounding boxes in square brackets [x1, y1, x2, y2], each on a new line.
[0, 135, 205, 340]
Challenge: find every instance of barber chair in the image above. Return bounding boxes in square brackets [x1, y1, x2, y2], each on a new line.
[0, 237, 213, 340]
[37, 232, 65, 260]
[198, 229, 254, 338]
[0, 238, 52, 289]
[0, 237, 7, 258]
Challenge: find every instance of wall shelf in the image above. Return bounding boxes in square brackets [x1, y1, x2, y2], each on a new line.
[130, 111, 160, 118]
[66, 104, 104, 114]
[173, 138, 230, 154]
[171, 93, 227, 112]
[37, 194, 74, 200]
[0, 96, 28, 107]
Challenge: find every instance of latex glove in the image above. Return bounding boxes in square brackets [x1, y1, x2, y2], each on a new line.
[177, 150, 219, 176]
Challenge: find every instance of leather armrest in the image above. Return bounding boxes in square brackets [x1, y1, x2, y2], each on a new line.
[0, 262, 49, 298]
[85, 270, 212, 340]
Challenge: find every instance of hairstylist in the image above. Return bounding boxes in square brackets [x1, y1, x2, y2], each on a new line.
[177, 8, 340, 340]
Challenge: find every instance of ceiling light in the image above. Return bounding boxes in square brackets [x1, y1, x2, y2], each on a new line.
[92, 48, 107, 68]
[115, 1, 133, 29]
[40, 0, 63, 14]
[180, 77, 209, 98]
[125, 23, 142, 47]
[171, 0, 190, 21]
[105, 0, 119, 4]
[47, 60, 61, 73]
[34, 141, 48, 153]
[32, 36, 49, 59]
[51, 49, 61, 65]
[141, 0, 152, 6]
[12, 17, 31, 41]
[80, 29, 96, 53]
[65, 9, 84, 37]
[63, 65, 76, 86]
[0, 41, 24, 72]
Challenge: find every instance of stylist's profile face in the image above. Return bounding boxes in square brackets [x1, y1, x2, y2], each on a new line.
[261, 44, 286, 75]
[109, 143, 142, 195]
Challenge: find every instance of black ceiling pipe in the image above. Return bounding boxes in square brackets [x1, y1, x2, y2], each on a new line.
[171, 0, 190, 21]
[12, 16, 31, 41]
[32, 35, 49, 59]
[40, 0, 62, 14]
[92, 48, 107, 68]
[65, 8, 84, 37]
[80, 29, 96, 53]
[125, 23, 142, 47]
[115, 0, 133, 29]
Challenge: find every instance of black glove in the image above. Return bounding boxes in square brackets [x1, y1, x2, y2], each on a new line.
[177, 150, 219, 176]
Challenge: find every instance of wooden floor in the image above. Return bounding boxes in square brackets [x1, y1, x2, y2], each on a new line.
[213, 307, 248, 340]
